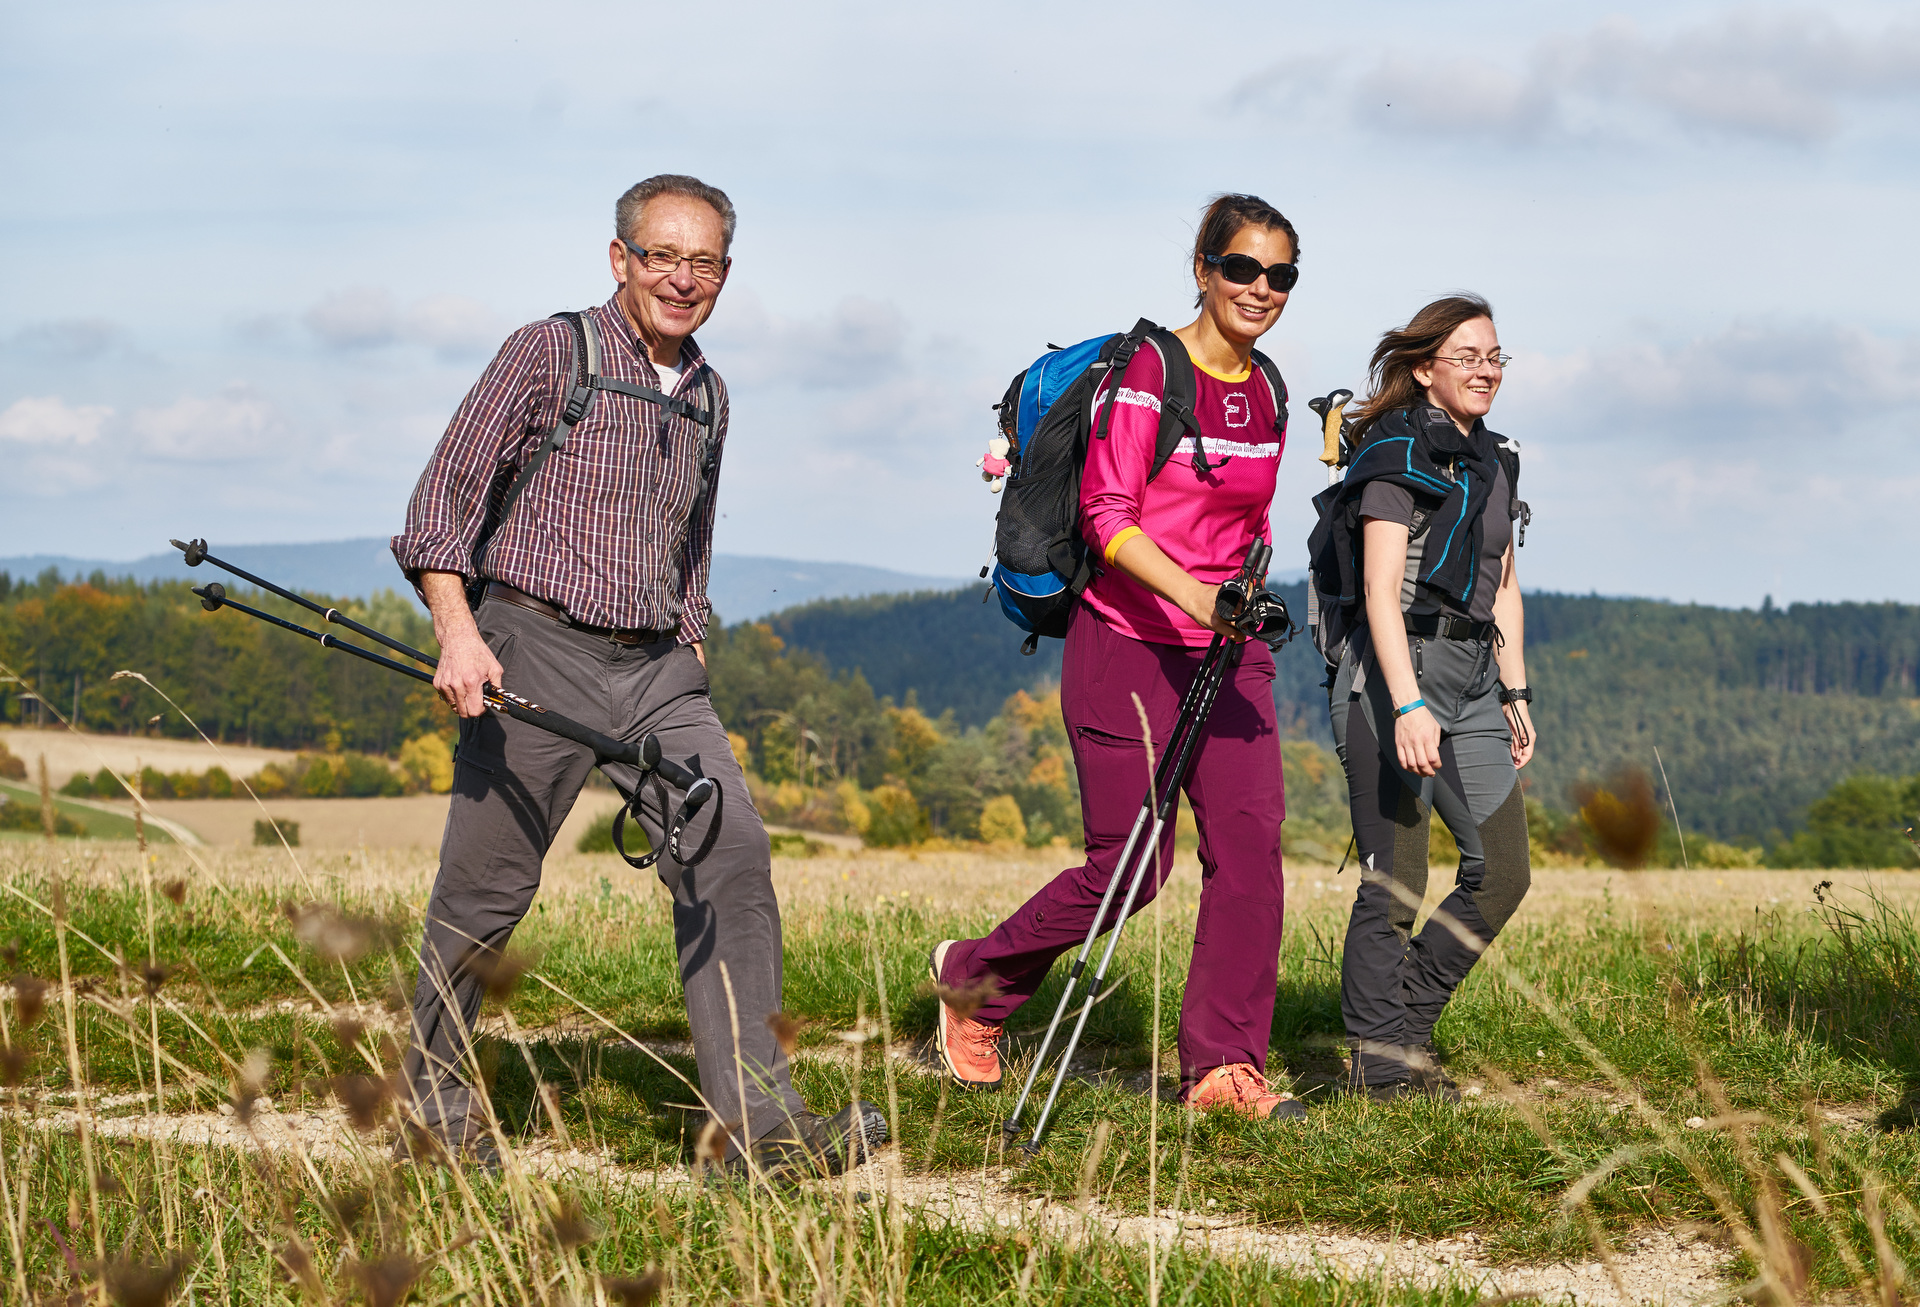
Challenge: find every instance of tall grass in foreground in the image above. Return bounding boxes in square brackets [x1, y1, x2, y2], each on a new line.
[0, 844, 1498, 1307]
[2, 823, 1919, 1303]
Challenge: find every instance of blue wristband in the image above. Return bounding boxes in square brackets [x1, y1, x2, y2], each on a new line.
[1394, 698, 1427, 718]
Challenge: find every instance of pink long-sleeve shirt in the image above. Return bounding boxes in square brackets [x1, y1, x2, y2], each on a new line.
[1079, 339, 1287, 646]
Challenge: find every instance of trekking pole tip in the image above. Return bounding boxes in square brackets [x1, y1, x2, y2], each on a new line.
[193, 583, 226, 612]
[175, 538, 209, 566]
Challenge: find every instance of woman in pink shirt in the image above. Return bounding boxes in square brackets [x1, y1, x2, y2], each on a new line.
[931, 195, 1306, 1123]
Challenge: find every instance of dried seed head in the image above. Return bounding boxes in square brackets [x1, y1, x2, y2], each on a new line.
[694, 1118, 732, 1170]
[546, 1196, 600, 1250]
[329, 1014, 365, 1051]
[161, 880, 187, 907]
[11, 974, 47, 1029]
[348, 1252, 422, 1307]
[765, 1011, 806, 1057]
[926, 972, 1004, 1022]
[142, 963, 173, 997]
[603, 1268, 667, 1306]
[0, 1043, 26, 1087]
[1572, 767, 1662, 870]
[95, 1168, 127, 1197]
[100, 1251, 193, 1307]
[275, 1236, 323, 1297]
[232, 1048, 271, 1124]
[322, 1188, 371, 1232]
[470, 946, 534, 1003]
[328, 1074, 392, 1131]
[283, 901, 385, 964]
[0, 938, 17, 968]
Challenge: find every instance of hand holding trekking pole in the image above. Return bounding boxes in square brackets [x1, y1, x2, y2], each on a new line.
[419, 571, 505, 717]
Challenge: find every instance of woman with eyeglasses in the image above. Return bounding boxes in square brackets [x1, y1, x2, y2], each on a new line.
[1324, 294, 1535, 1100]
[930, 194, 1310, 1124]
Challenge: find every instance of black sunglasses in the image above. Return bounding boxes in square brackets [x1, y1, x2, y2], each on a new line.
[1204, 252, 1299, 293]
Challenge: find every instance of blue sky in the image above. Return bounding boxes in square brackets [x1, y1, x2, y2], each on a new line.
[2, 0, 1916, 608]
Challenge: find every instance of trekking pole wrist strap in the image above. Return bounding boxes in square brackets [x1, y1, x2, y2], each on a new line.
[1498, 686, 1532, 705]
[1393, 698, 1427, 718]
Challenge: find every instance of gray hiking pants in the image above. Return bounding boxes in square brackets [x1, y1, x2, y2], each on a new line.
[399, 596, 805, 1156]
[1329, 627, 1531, 1087]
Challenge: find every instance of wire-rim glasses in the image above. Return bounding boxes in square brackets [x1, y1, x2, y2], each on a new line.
[1432, 353, 1512, 371]
[622, 239, 729, 283]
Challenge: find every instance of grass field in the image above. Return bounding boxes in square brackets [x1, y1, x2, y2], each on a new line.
[1, 840, 1915, 1305]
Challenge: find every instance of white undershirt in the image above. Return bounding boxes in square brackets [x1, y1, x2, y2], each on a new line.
[653, 356, 681, 395]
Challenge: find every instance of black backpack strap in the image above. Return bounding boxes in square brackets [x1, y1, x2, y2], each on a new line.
[686, 370, 722, 531]
[1495, 436, 1529, 546]
[467, 310, 598, 596]
[1250, 347, 1289, 436]
[592, 376, 713, 425]
[1143, 328, 1201, 481]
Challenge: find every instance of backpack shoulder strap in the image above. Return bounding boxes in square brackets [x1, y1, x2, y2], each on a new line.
[1249, 347, 1289, 436]
[689, 369, 722, 522]
[1143, 328, 1198, 482]
[1494, 434, 1529, 545]
[468, 311, 597, 589]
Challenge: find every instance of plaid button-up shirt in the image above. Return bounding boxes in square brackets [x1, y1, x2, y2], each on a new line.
[391, 295, 729, 643]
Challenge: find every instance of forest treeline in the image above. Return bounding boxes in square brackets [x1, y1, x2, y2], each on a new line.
[772, 583, 1920, 844]
[4, 568, 1918, 859]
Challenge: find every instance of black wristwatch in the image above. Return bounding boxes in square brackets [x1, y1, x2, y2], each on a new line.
[1498, 686, 1533, 705]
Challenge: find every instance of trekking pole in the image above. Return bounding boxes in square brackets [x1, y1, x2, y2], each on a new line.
[1002, 539, 1282, 1153]
[176, 538, 717, 866]
[173, 538, 437, 668]
[1002, 635, 1233, 1153]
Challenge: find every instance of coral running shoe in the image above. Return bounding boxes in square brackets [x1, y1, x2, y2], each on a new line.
[929, 940, 1003, 1091]
[1183, 1063, 1308, 1121]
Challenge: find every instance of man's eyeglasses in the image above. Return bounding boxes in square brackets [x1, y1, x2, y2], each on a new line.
[1203, 252, 1299, 293]
[622, 239, 729, 283]
[1431, 353, 1512, 371]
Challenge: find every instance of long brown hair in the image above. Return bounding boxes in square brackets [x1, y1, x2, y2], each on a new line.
[1191, 194, 1300, 307]
[1348, 294, 1494, 438]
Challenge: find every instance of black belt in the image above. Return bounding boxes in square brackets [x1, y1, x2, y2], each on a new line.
[1405, 612, 1496, 642]
[484, 582, 672, 646]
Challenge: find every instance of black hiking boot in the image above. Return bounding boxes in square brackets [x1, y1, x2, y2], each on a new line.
[393, 1115, 502, 1173]
[1407, 1041, 1460, 1097]
[722, 1101, 890, 1185]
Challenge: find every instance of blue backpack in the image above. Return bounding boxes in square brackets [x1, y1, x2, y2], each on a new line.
[985, 318, 1287, 653]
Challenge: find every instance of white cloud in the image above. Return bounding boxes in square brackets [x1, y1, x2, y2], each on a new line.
[0, 395, 113, 446]
[1236, 9, 1920, 146]
[1514, 321, 1920, 440]
[2, 320, 136, 361]
[129, 387, 284, 460]
[704, 293, 911, 390]
[304, 288, 500, 358]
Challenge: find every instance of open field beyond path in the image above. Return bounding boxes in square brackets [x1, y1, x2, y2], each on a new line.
[1, 843, 1915, 1304]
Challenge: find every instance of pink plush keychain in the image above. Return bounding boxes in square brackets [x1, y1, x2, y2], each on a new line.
[977, 437, 1011, 491]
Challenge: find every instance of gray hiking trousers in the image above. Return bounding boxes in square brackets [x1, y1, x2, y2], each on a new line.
[399, 596, 805, 1156]
[1329, 626, 1532, 1087]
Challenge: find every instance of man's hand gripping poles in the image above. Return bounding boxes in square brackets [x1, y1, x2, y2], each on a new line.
[1001, 539, 1293, 1154]
[173, 538, 716, 868]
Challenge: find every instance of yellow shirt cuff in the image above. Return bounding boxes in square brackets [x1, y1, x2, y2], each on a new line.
[1104, 525, 1144, 565]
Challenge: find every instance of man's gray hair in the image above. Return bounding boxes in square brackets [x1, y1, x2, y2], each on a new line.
[615, 175, 738, 250]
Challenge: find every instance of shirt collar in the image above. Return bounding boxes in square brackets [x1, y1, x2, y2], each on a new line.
[597, 293, 706, 379]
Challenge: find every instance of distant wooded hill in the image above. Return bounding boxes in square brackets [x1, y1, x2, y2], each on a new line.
[768, 585, 1920, 842]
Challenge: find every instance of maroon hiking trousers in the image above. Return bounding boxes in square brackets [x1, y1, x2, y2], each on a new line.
[941, 604, 1288, 1093]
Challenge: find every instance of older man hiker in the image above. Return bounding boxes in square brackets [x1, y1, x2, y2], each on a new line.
[389, 174, 887, 1177]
